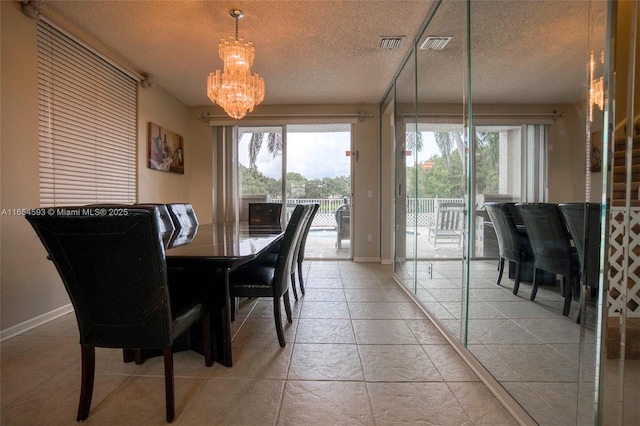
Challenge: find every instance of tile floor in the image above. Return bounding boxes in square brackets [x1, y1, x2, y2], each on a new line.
[0, 261, 518, 425]
[395, 259, 599, 426]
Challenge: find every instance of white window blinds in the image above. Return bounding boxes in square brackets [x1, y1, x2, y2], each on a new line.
[37, 21, 137, 207]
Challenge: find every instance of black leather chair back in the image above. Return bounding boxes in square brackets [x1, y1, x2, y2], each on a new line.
[135, 203, 176, 246]
[136, 203, 175, 234]
[485, 202, 532, 263]
[298, 203, 320, 261]
[515, 203, 579, 277]
[559, 203, 602, 288]
[272, 204, 312, 296]
[248, 202, 283, 232]
[26, 206, 174, 348]
[167, 203, 199, 228]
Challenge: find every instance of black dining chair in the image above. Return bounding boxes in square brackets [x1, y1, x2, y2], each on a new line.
[229, 204, 312, 346]
[167, 202, 199, 229]
[251, 203, 319, 301]
[295, 203, 320, 297]
[485, 202, 534, 295]
[136, 203, 176, 246]
[25, 206, 212, 423]
[515, 203, 581, 316]
[166, 203, 199, 247]
[248, 202, 283, 233]
[559, 203, 602, 322]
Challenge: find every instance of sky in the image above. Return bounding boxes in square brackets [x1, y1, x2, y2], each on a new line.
[237, 130, 446, 180]
[238, 131, 351, 180]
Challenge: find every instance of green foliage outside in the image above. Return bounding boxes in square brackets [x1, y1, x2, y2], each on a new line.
[239, 163, 350, 200]
[405, 131, 499, 198]
[239, 130, 498, 202]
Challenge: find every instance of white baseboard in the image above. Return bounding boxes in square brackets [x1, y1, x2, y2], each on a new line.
[0, 303, 74, 342]
[380, 258, 393, 265]
[352, 257, 381, 263]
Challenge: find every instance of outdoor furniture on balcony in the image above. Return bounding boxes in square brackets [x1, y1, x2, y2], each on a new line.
[335, 203, 350, 252]
[427, 202, 464, 248]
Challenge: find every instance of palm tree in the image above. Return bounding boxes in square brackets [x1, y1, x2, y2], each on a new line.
[406, 129, 423, 154]
[435, 132, 453, 166]
[248, 132, 283, 169]
[434, 131, 466, 166]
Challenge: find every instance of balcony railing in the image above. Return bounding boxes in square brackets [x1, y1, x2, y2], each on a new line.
[271, 197, 464, 228]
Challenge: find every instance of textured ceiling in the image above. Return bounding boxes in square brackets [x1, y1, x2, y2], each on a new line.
[40, 0, 607, 108]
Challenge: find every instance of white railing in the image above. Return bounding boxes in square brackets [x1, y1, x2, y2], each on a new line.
[272, 197, 346, 228]
[406, 198, 464, 226]
[271, 197, 464, 228]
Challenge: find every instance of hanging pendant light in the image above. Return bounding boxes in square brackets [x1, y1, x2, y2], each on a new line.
[207, 9, 265, 119]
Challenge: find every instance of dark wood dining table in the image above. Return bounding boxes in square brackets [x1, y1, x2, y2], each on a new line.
[164, 222, 283, 367]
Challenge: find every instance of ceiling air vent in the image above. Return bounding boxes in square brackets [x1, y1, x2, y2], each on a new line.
[379, 36, 404, 50]
[420, 36, 452, 50]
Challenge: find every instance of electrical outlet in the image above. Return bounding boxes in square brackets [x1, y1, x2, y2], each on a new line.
[367, 233, 372, 242]
[426, 262, 433, 279]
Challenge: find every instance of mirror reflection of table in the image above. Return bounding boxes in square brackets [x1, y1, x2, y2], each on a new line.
[165, 222, 283, 367]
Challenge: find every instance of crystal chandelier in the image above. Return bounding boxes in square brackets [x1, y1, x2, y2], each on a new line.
[589, 50, 604, 122]
[207, 9, 265, 120]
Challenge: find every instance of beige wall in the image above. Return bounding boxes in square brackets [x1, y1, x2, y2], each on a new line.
[0, 1, 212, 335]
[546, 102, 591, 202]
[138, 86, 214, 224]
[0, 1, 72, 334]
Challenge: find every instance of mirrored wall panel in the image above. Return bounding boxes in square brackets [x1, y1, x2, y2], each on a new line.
[387, 1, 612, 424]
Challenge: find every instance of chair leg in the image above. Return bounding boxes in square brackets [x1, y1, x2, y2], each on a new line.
[77, 345, 95, 422]
[562, 276, 573, 316]
[512, 262, 522, 295]
[297, 261, 305, 295]
[134, 348, 143, 365]
[291, 272, 299, 301]
[163, 347, 175, 423]
[273, 297, 286, 347]
[530, 268, 540, 301]
[202, 313, 213, 367]
[497, 258, 505, 285]
[283, 290, 293, 323]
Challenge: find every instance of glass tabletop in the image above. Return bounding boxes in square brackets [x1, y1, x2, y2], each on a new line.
[164, 222, 282, 261]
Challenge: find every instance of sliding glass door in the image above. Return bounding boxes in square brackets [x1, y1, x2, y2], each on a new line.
[237, 124, 352, 259]
[286, 124, 352, 259]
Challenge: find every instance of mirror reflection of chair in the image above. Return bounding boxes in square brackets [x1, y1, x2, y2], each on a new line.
[248, 202, 283, 233]
[559, 203, 602, 323]
[485, 202, 534, 295]
[427, 202, 464, 247]
[515, 203, 581, 316]
[335, 203, 350, 252]
[25, 206, 212, 423]
[229, 204, 312, 346]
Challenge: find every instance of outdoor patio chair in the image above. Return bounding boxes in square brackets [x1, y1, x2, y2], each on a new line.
[427, 202, 464, 248]
[335, 203, 350, 252]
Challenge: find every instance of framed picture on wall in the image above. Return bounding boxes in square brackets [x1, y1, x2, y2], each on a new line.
[591, 131, 602, 173]
[148, 122, 184, 174]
